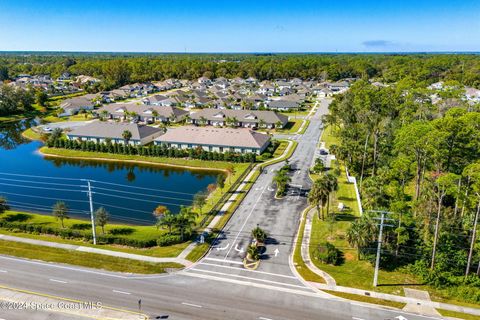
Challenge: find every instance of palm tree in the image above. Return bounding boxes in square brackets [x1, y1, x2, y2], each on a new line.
[52, 201, 69, 228]
[175, 206, 198, 241]
[199, 116, 208, 126]
[156, 209, 176, 233]
[324, 173, 339, 217]
[247, 244, 260, 261]
[100, 110, 109, 120]
[252, 226, 267, 245]
[258, 119, 266, 129]
[346, 214, 377, 259]
[122, 130, 132, 144]
[308, 179, 329, 220]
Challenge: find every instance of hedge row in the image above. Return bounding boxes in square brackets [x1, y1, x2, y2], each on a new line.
[47, 138, 257, 163]
[0, 220, 162, 248]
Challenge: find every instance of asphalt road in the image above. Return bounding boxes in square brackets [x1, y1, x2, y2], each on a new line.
[0, 254, 441, 320]
[0, 98, 444, 319]
[185, 98, 330, 289]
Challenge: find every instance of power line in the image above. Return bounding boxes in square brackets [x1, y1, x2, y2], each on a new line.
[92, 191, 184, 207]
[92, 180, 196, 196]
[91, 185, 192, 202]
[0, 191, 89, 203]
[0, 177, 84, 188]
[0, 182, 84, 193]
[0, 172, 83, 181]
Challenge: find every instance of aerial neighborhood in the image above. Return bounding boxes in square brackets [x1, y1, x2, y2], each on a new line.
[27, 76, 353, 155]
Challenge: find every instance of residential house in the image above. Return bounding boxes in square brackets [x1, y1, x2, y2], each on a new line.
[96, 104, 188, 123]
[58, 96, 95, 116]
[188, 109, 288, 128]
[154, 126, 270, 154]
[267, 99, 300, 111]
[66, 122, 163, 146]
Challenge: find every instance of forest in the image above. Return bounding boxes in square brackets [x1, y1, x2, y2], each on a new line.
[1, 53, 480, 90]
[324, 79, 480, 303]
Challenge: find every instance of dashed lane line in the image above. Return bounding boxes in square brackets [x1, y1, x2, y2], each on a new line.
[112, 290, 131, 295]
[181, 302, 202, 308]
[49, 279, 68, 284]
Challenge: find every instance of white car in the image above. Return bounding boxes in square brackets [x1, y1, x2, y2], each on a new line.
[43, 126, 52, 132]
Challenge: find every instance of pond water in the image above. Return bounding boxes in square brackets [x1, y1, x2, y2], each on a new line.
[0, 120, 221, 225]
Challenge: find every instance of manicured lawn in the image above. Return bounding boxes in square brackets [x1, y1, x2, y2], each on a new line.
[437, 309, 479, 320]
[280, 110, 310, 118]
[0, 239, 181, 274]
[275, 119, 303, 134]
[40, 146, 249, 171]
[22, 128, 43, 141]
[321, 125, 341, 149]
[293, 215, 327, 283]
[323, 290, 406, 309]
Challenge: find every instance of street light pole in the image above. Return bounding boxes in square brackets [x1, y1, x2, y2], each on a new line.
[87, 180, 97, 245]
[373, 211, 385, 287]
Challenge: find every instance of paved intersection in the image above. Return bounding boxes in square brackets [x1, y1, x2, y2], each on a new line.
[184, 98, 331, 292]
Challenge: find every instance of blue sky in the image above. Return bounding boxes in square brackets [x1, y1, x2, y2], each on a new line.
[0, 0, 479, 52]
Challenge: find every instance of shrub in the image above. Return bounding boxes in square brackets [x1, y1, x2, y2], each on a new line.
[315, 242, 344, 266]
[157, 234, 183, 247]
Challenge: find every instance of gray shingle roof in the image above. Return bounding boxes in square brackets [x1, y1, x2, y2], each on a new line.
[67, 122, 163, 140]
[97, 104, 188, 119]
[155, 126, 270, 149]
[189, 109, 288, 125]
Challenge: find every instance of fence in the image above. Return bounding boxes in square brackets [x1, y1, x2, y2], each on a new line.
[345, 166, 363, 215]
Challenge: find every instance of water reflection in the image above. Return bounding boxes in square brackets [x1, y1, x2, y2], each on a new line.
[0, 120, 223, 225]
[0, 119, 34, 150]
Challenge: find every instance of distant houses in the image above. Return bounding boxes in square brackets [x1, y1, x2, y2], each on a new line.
[58, 96, 95, 116]
[154, 126, 270, 154]
[66, 122, 163, 146]
[96, 104, 188, 123]
[188, 109, 288, 129]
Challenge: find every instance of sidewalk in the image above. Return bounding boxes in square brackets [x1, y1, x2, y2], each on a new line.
[297, 211, 480, 317]
[301, 208, 336, 286]
[0, 234, 192, 267]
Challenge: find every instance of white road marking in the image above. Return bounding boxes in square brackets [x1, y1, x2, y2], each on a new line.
[224, 184, 269, 259]
[352, 317, 365, 320]
[215, 243, 230, 251]
[49, 279, 67, 284]
[234, 243, 244, 253]
[181, 272, 318, 297]
[181, 302, 202, 308]
[189, 268, 306, 289]
[273, 248, 280, 257]
[112, 290, 131, 295]
[0, 270, 7, 273]
[196, 262, 298, 279]
[259, 317, 273, 320]
[203, 257, 244, 265]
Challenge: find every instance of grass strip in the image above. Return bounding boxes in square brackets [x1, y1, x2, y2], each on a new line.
[0, 239, 182, 274]
[322, 290, 406, 309]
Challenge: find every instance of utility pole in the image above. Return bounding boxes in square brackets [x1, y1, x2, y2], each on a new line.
[372, 210, 394, 287]
[87, 180, 97, 245]
[466, 200, 480, 276]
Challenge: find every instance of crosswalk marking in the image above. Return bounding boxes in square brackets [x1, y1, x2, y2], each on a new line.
[196, 262, 298, 279]
[189, 268, 306, 289]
